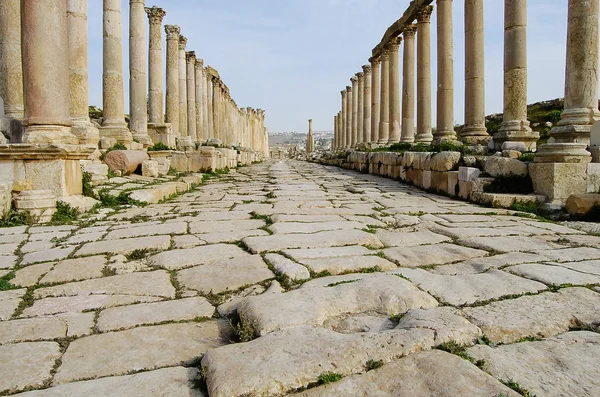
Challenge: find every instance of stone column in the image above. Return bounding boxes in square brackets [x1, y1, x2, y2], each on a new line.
[494, 0, 538, 150]
[186, 51, 197, 141]
[351, 76, 359, 148]
[388, 37, 402, 143]
[206, 72, 214, 139]
[0, 0, 24, 122]
[362, 65, 372, 144]
[338, 111, 343, 149]
[146, 6, 166, 127]
[164, 25, 180, 136]
[435, 0, 456, 140]
[379, 51, 390, 144]
[202, 67, 209, 141]
[195, 60, 205, 142]
[400, 26, 417, 143]
[128, 0, 149, 144]
[346, 85, 352, 149]
[536, 0, 599, 163]
[370, 57, 381, 144]
[21, 0, 78, 144]
[307, 118, 313, 153]
[101, 0, 131, 144]
[212, 78, 220, 140]
[356, 72, 364, 145]
[416, 6, 434, 143]
[178, 35, 188, 138]
[67, 0, 99, 145]
[462, 0, 488, 144]
[341, 89, 347, 149]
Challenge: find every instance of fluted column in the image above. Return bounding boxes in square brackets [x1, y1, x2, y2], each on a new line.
[129, 0, 149, 143]
[351, 76, 359, 148]
[357, 72, 364, 144]
[536, 0, 599, 162]
[146, 6, 165, 127]
[416, 6, 434, 143]
[67, 0, 99, 145]
[388, 37, 402, 143]
[400, 26, 417, 143]
[0, 0, 23, 122]
[346, 85, 352, 149]
[378, 51, 390, 144]
[164, 25, 179, 137]
[21, 0, 77, 144]
[178, 35, 188, 138]
[370, 57, 381, 144]
[101, 0, 131, 144]
[435, 0, 456, 140]
[362, 65, 372, 144]
[462, 0, 488, 144]
[185, 51, 197, 141]
[341, 90, 348, 149]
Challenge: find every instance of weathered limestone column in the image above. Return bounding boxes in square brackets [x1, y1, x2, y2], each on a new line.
[338, 111, 343, 149]
[388, 37, 402, 143]
[356, 72, 364, 145]
[415, 6, 434, 143]
[186, 51, 197, 142]
[195, 59, 205, 141]
[341, 89, 348, 149]
[379, 51, 390, 144]
[334, 114, 338, 149]
[21, 0, 77, 144]
[346, 85, 353, 149]
[494, 0, 538, 149]
[401, 26, 417, 143]
[178, 36, 188, 138]
[370, 57, 381, 143]
[462, 0, 488, 144]
[67, 0, 99, 145]
[212, 78, 220, 140]
[306, 119, 314, 153]
[206, 72, 214, 139]
[351, 76, 359, 148]
[0, 0, 24, 123]
[164, 25, 180, 137]
[435, 0, 456, 140]
[145, 6, 166, 127]
[129, 0, 149, 144]
[202, 67, 209, 141]
[101, 0, 131, 144]
[362, 65, 372, 144]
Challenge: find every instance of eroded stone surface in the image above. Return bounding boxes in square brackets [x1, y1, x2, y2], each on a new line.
[151, 243, 250, 270]
[0, 342, 62, 394]
[298, 255, 397, 275]
[384, 244, 488, 268]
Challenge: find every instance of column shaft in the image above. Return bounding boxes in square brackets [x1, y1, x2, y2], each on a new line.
[206, 74, 214, 139]
[178, 36, 187, 138]
[0, 0, 23, 120]
[416, 7, 434, 142]
[401, 26, 417, 143]
[186, 52, 196, 141]
[146, 7, 166, 126]
[351, 77, 358, 147]
[129, 0, 148, 141]
[436, 0, 456, 140]
[356, 72, 364, 144]
[370, 58, 381, 143]
[341, 90, 347, 149]
[346, 86, 352, 148]
[388, 37, 402, 143]
[379, 52, 390, 144]
[362, 65, 372, 143]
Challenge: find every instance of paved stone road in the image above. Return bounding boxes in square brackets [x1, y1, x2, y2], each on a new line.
[1, 160, 599, 396]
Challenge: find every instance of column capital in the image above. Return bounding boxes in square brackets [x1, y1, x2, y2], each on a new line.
[346, 85, 352, 92]
[178, 35, 187, 49]
[356, 72, 364, 79]
[369, 56, 381, 65]
[145, 6, 166, 24]
[341, 89, 346, 95]
[350, 76, 358, 83]
[186, 51, 196, 62]
[362, 64, 372, 74]
[387, 36, 402, 51]
[403, 24, 418, 37]
[195, 58, 204, 69]
[416, 5, 434, 23]
[164, 25, 180, 39]
[380, 49, 390, 61]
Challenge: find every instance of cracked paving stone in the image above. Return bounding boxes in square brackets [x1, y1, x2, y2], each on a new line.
[151, 243, 251, 270]
[0, 317, 68, 345]
[39, 255, 106, 284]
[104, 222, 188, 240]
[75, 235, 171, 257]
[0, 288, 27, 320]
[375, 229, 451, 247]
[297, 255, 397, 275]
[0, 342, 62, 394]
[383, 243, 488, 268]
[506, 263, 600, 286]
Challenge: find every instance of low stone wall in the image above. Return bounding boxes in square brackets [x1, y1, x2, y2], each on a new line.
[170, 147, 261, 173]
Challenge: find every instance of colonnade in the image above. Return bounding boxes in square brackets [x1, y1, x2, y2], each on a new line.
[332, 0, 598, 165]
[0, 0, 269, 157]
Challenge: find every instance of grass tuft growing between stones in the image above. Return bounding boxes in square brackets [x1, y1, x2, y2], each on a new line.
[317, 372, 342, 385]
[50, 202, 80, 225]
[389, 313, 404, 325]
[502, 379, 538, 397]
[326, 279, 360, 288]
[436, 341, 485, 369]
[365, 359, 384, 371]
[0, 272, 17, 291]
[0, 209, 31, 228]
[125, 248, 154, 261]
[250, 211, 273, 225]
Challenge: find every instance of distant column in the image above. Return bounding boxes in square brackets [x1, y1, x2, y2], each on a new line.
[341, 89, 348, 149]
[345, 85, 352, 149]
[462, 0, 488, 144]
[400, 26, 417, 143]
[435, 0, 456, 141]
[362, 65, 372, 143]
[129, 0, 149, 144]
[351, 76, 358, 148]
[338, 111, 343, 149]
[146, 6, 166, 127]
[415, 6, 434, 143]
[186, 51, 197, 141]
[388, 37, 402, 143]
[379, 50, 390, 144]
[356, 72, 365, 144]
[178, 35, 188, 138]
[164, 25, 180, 137]
[206, 72, 214, 139]
[370, 57, 381, 143]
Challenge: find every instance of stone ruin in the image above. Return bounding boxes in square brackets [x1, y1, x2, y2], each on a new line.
[0, 0, 270, 222]
[324, 0, 600, 216]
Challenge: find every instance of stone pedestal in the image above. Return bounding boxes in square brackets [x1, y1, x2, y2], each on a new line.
[530, 162, 589, 203]
[14, 190, 56, 224]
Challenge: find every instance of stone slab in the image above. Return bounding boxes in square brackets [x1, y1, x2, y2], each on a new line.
[264, 253, 310, 281]
[0, 342, 61, 394]
[431, 252, 549, 275]
[396, 307, 482, 345]
[189, 219, 265, 234]
[507, 263, 600, 286]
[75, 235, 171, 257]
[0, 288, 26, 320]
[383, 244, 488, 268]
[268, 221, 364, 234]
[375, 229, 451, 247]
[0, 317, 67, 345]
[151, 243, 250, 270]
[198, 230, 269, 244]
[21, 247, 75, 266]
[13, 262, 54, 287]
[282, 246, 371, 261]
[457, 236, 563, 253]
[40, 256, 106, 284]
[299, 255, 397, 275]
[23, 295, 164, 317]
[104, 222, 188, 240]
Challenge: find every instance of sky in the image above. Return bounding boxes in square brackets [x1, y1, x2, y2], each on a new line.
[86, 0, 576, 134]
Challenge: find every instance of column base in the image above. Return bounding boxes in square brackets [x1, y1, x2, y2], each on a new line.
[414, 131, 434, 143]
[132, 133, 153, 147]
[100, 124, 133, 146]
[493, 120, 539, 151]
[459, 125, 489, 145]
[389, 121, 401, 143]
[378, 122, 389, 144]
[534, 143, 591, 163]
[72, 120, 100, 146]
[548, 122, 595, 146]
[23, 125, 79, 145]
[433, 131, 457, 142]
[530, 162, 588, 203]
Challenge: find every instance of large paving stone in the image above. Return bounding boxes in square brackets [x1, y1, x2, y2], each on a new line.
[189, 219, 265, 234]
[0, 288, 26, 320]
[298, 255, 397, 275]
[236, 273, 438, 336]
[0, 317, 67, 344]
[151, 243, 250, 270]
[0, 254, 17, 269]
[297, 350, 519, 397]
[375, 229, 451, 247]
[54, 321, 229, 384]
[75, 235, 171, 256]
[468, 331, 600, 397]
[0, 342, 61, 394]
[463, 287, 600, 344]
[263, 253, 310, 281]
[40, 256, 106, 284]
[545, 259, 600, 275]
[242, 229, 383, 254]
[13, 262, 55, 287]
[396, 307, 482, 345]
[432, 252, 549, 275]
[282, 246, 371, 261]
[177, 255, 274, 295]
[21, 247, 75, 266]
[457, 235, 563, 253]
[393, 268, 547, 306]
[202, 326, 435, 397]
[104, 222, 188, 240]
[97, 297, 215, 332]
[268, 220, 364, 234]
[33, 271, 175, 299]
[23, 295, 164, 317]
[271, 214, 345, 223]
[507, 263, 600, 286]
[540, 247, 600, 262]
[383, 243, 488, 268]
[198, 230, 269, 244]
[13, 367, 204, 397]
